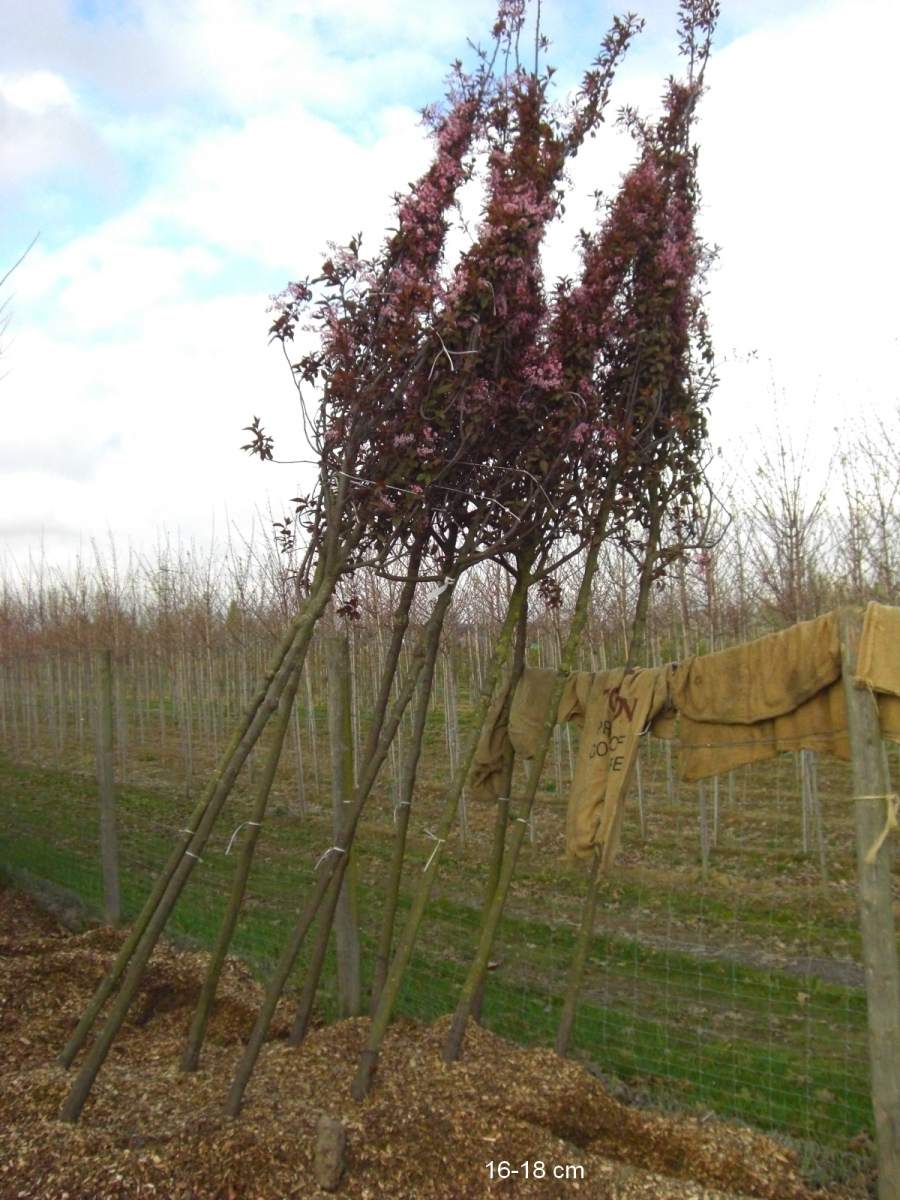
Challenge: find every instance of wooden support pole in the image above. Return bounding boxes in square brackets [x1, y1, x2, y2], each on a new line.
[326, 634, 361, 1019]
[839, 609, 900, 1200]
[96, 649, 121, 926]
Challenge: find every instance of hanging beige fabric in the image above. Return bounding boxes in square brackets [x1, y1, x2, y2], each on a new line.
[857, 602, 900, 698]
[509, 667, 593, 757]
[679, 682, 900, 782]
[469, 677, 515, 805]
[677, 681, 843, 782]
[469, 668, 593, 804]
[671, 613, 841, 726]
[675, 607, 900, 781]
[565, 666, 671, 863]
[468, 662, 672, 864]
[469, 604, 900, 858]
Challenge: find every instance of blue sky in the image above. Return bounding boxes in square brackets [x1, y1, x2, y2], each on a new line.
[2, 0, 898, 567]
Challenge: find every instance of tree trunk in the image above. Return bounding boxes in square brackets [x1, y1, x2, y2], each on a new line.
[353, 572, 529, 1098]
[180, 660, 304, 1072]
[471, 589, 529, 1024]
[59, 560, 335, 1118]
[441, 535, 607, 1066]
[369, 599, 452, 1011]
[224, 575, 458, 1117]
[554, 504, 662, 1059]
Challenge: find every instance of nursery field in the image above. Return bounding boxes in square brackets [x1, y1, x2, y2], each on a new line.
[1, 666, 892, 1197]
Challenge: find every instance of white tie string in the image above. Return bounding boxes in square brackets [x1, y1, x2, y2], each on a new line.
[225, 821, 262, 855]
[315, 845, 347, 870]
[423, 829, 446, 872]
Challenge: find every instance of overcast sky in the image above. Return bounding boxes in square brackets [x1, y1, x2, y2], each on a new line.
[2, 0, 897, 572]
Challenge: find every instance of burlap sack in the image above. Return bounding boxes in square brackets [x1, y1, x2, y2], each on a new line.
[677, 683, 848, 783]
[857, 602, 900, 698]
[469, 663, 671, 867]
[565, 667, 671, 862]
[509, 667, 592, 757]
[469, 668, 593, 803]
[468, 676, 515, 804]
[671, 612, 841, 725]
[677, 605, 900, 782]
[472, 605, 900, 850]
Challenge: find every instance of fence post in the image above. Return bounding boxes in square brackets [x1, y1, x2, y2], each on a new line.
[326, 634, 361, 1017]
[839, 609, 900, 1199]
[96, 649, 121, 926]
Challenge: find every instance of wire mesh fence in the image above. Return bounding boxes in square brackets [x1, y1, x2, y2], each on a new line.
[1, 634, 894, 1187]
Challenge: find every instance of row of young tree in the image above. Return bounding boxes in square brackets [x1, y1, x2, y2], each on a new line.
[3, 406, 898, 669]
[10, 0, 892, 1135]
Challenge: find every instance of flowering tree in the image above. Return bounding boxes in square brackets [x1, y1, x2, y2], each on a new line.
[261, 9, 643, 581]
[437, 0, 721, 1068]
[61, 0, 720, 1125]
[223, 3, 652, 1114]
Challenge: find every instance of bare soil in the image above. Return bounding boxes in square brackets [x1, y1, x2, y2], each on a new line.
[0, 887, 874, 1200]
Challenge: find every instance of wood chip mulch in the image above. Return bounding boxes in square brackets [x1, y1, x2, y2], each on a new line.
[0, 887, 873, 1200]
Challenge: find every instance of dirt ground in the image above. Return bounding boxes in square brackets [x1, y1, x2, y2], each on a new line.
[0, 887, 875, 1200]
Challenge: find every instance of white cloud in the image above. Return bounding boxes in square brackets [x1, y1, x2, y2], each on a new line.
[141, 0, 490, 116]
[15, 222, 222, 338]
[0, 293, 309, 557]
[695, 0, 900, 451]
[0, 82, 114, 187]
[0, 69, 76, 114]
[150, 103, 431, 269]
[2, 0, 898, 574]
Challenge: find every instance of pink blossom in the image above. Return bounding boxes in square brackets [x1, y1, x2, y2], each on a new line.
[524, 357, 565, 391]
[493, 0, 526, 37]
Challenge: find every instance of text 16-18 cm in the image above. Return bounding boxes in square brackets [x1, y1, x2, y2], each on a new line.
[485, 1161, 585, 1181]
